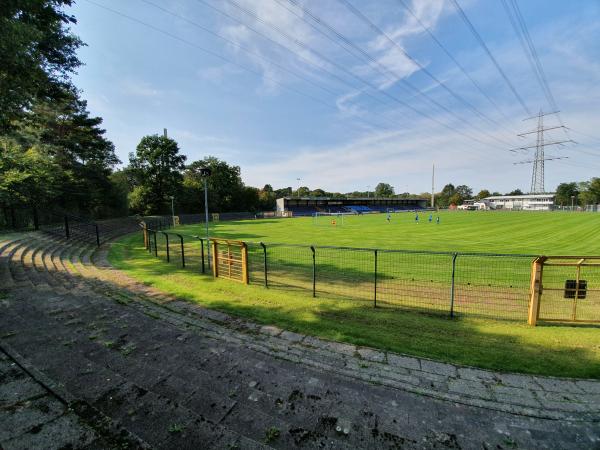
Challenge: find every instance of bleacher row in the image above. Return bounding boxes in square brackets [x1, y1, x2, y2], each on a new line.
[288, 204, 424, 217]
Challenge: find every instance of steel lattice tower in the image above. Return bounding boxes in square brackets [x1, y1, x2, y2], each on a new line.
[530, 112, 545, 194]
[511, 111, 573, 194]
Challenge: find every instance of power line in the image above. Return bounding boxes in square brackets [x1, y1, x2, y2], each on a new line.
[139, 0, 347, 101]
[270, 0, 515, 148]
[501, 0, 569, 140]
[84, 0, 505, 157]
[82, 0, 388, 132]
[213, 0, 512, 149]
[193, 0, 415, 128]
[336, 0, 513, 136]
[146, 0, 458, 136]
[449, 0, 531, 116]
[395, 0, 511, 122]
[569, 129, 600, 145]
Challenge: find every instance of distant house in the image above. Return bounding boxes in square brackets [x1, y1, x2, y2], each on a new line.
[483, 194, 555, 211]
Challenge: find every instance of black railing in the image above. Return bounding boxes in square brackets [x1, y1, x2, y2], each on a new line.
[141, 228, 537, 321]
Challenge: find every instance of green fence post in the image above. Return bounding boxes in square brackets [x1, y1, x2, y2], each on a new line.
[153, 232, 158, 257]
[374, 249, 378, 308]
[450, 252, 458, 317]
[260, 242, 268, 287]
[311, 246, 316, 298]
[162, 232, 170, 262]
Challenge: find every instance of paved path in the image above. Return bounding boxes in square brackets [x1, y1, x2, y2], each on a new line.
[0, 232, 599, 449]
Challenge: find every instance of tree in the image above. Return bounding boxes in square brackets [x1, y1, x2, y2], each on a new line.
[455, 185, 473, 200]
[274, 187, 292, 198]
[182, 157, 245, 213]
[297, 186, 310, 197]
[475, 189, 491, 200]
[0, 1, 83, 131]
[310, 188, 326, 197]
[506, 189, 524, 196]
[375, 183, 394, 197]
[12, 88, 121, 216]
[587, 178, 600, 204]
[128, 135, 186, 214]
[258, 185, 276, 210]
[436, 183, 456, 208]
[555, 182, 579, 206]
[0, 138, 63, 207]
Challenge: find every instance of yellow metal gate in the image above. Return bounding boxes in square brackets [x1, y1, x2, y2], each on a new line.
[210, 239, 248, 284]
[528, 256, 600, 325]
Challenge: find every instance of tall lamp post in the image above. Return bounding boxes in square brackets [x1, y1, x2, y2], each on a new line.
[198, 167, 212, 267]
[571, 195, 575, 212]
[296, 178, 301, 198]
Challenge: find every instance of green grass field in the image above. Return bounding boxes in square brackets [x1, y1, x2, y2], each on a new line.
[197, 210, 600, 254]
[109, 211, 600, 378]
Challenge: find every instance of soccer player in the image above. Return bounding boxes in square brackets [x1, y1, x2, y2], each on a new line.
[386, 211, 391, 222]
[436, 216, 440, 225]
[415, 212, 419, 224]
[428, 214, 433, 223]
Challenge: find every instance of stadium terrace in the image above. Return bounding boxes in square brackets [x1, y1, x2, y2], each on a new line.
[276, 196, 429, 217]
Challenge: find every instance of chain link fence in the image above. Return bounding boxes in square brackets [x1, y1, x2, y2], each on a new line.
[142, 228, 539, 321]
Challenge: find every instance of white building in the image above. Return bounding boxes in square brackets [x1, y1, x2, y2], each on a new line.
[483, 194, 555, 211]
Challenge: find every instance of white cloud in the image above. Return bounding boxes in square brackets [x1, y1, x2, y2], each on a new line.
[120, 79, 162, 98]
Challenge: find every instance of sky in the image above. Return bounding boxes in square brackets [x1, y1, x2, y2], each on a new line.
[70, 0, 600, 195]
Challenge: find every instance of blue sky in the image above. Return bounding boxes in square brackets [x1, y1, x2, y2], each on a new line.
[71, 0, 600, 195]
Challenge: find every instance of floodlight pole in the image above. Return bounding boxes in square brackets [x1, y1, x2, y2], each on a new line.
[196, 167, 212, 269]
[571, 195, 575, 212]
[204, 177, 210, 266]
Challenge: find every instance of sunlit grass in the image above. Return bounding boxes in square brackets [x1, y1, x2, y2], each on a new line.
[109, 232, 600, 379]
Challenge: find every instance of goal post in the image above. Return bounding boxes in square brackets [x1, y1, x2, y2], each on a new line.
[312, 212, 348, 226]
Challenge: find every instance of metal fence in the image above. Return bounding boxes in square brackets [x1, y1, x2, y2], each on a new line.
[142, 228, 538, 321]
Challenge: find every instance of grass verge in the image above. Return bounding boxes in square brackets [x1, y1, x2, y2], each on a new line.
[109, 232, 600, 379]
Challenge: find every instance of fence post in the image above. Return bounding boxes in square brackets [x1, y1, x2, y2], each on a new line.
[528, 256, 546, 326]
[241, 242, 249, 284]
[311, 246, 316, 298]
[260, 242, 268, 287]
[153, 231, 158, 257]
[64, 215, 70, 239]
[374, 249, 378, 308]
[450, 253, 458, 317]
[211, 240, 218, 277]
[199, 238, 205, 274]
[162, 232, 170, 262]
[95, 224, 100, 247]
[178, 234, 185, 268]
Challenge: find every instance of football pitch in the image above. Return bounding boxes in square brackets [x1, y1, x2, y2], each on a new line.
[184, 210, 600, 255]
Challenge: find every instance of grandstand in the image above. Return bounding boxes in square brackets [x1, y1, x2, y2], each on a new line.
[276, 196, 428, 217]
